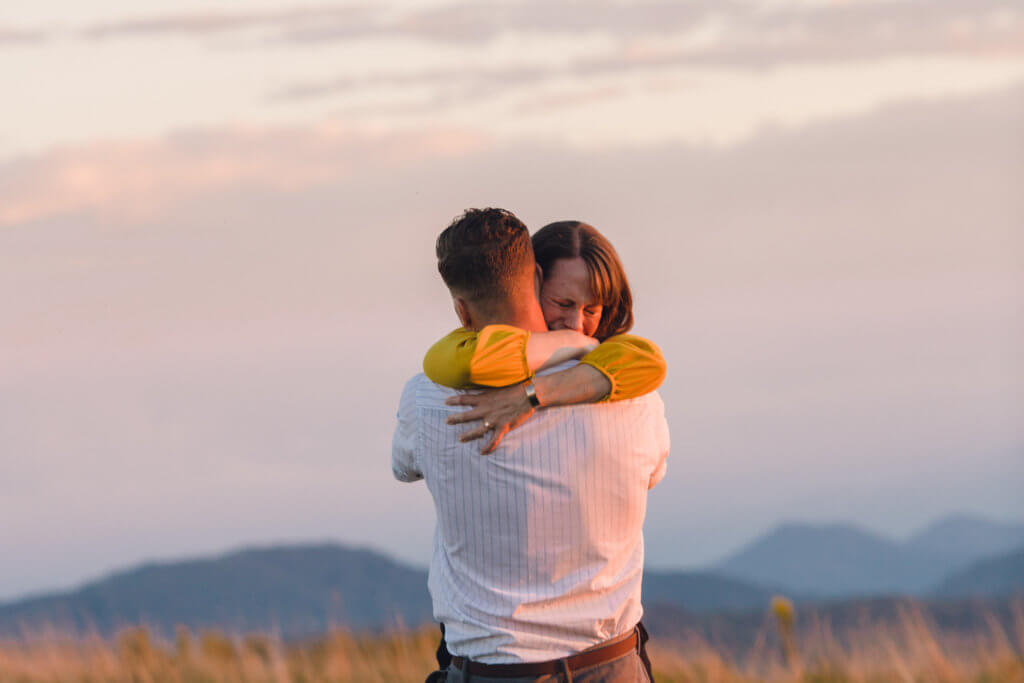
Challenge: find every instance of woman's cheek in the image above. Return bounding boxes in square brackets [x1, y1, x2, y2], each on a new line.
[540, 302, 561, 330]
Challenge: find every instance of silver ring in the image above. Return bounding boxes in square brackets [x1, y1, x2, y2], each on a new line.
[483, 421, 493, 431]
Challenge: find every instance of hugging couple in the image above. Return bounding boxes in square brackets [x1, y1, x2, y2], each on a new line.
[393, 208, 670, 682]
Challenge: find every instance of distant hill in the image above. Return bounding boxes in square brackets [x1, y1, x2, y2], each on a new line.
[715, 516, 1024, 598]
[933, 547, 1024, 598]
[716, 522, 942, 597]
[0, 543, 776, 639]
[906, 515, 1024, 559]
[0, 544, 433, 639]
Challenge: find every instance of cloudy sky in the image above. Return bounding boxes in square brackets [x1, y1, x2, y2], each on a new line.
[2, 0, 1023, 601]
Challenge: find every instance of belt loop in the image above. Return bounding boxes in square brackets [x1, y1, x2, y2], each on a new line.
[560, 657, 573, 683]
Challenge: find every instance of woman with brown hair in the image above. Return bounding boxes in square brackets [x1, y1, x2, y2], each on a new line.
[423, 220, 666, 454]
[532, 220, 634, 340]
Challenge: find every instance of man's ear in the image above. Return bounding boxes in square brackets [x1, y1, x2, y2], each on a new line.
[453, 296, 473, 329]
[534, 264, 543, 298]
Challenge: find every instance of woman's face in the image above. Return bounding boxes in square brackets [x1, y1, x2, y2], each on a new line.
[540, 257, 603, 336]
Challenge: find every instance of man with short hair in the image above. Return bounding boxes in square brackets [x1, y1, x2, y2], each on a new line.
[393, 208, 669, 681]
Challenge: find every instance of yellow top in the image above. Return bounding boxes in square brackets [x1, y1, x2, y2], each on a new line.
[422, 325, 667, 402]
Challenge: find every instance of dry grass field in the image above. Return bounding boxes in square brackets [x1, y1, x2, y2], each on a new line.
[1, 604, 1022, 682]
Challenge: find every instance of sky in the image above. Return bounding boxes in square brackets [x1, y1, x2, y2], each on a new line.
[1, 0, 1023, 601]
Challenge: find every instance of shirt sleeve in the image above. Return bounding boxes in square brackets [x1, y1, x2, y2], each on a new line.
[648, 395, 671, 490]
[422, 326, 531, 389]
[578, 334, 667, 402]
[391, 378, 423, 483]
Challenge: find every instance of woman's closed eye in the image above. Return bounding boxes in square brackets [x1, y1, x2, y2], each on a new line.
[555, 300, 599, 314]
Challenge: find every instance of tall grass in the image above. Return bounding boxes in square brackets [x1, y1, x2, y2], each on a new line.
[1, 605, 1022, 682]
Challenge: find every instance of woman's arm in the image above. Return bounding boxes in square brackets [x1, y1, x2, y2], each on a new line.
[528, 330, 600, 372]
[578, 334, 667, 402]
[444, 364, 612, 453]
[445, 334, 667, 453]
[423, 325, 598, 389]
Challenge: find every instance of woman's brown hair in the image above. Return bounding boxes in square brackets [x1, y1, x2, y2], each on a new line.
[532, 221, 633, 341]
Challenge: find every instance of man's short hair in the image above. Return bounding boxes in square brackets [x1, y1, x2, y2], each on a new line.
[436, 208, 535, 304]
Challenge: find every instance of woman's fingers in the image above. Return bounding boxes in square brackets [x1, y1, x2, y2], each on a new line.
[445, 393, 481, 406]
[447, 409, 484, 425]
[481, 426, 510, 455]
[458, 423, 494, 443]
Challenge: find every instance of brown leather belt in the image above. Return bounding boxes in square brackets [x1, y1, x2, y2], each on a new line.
[450, 628, 639, 678]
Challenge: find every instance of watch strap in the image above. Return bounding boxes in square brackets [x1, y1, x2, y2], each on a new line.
[524, 380, 541, 407]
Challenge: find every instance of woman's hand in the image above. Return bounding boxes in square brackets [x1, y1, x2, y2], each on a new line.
[445, 383, 536, 454]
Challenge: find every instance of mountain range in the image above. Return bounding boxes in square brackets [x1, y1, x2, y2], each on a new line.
[933, 547, 1024, 598]
[0, 545, 432, 639]
[1, 514, 1020, 639]
[0, 547, 779, 639]
[715, 514, 1024, 597]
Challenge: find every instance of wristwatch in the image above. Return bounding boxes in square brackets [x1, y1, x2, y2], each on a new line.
[523, 380, 541, 407]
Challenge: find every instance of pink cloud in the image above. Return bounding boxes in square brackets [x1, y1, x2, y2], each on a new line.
[0, 123, 488, 227]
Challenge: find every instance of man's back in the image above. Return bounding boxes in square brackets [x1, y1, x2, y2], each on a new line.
[392, 368, 670, 664]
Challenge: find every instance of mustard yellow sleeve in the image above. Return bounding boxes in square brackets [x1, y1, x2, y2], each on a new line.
[422, 325, 532, 389]
[579, 334, 667, 402]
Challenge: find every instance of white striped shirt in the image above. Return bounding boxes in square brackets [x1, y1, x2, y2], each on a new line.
[391, 364, 670, 663]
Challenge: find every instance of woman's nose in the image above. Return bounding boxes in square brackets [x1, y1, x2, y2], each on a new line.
[564, 308, 585, 332]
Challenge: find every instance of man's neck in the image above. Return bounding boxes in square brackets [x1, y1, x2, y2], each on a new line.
[474, 300, 548, 332]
